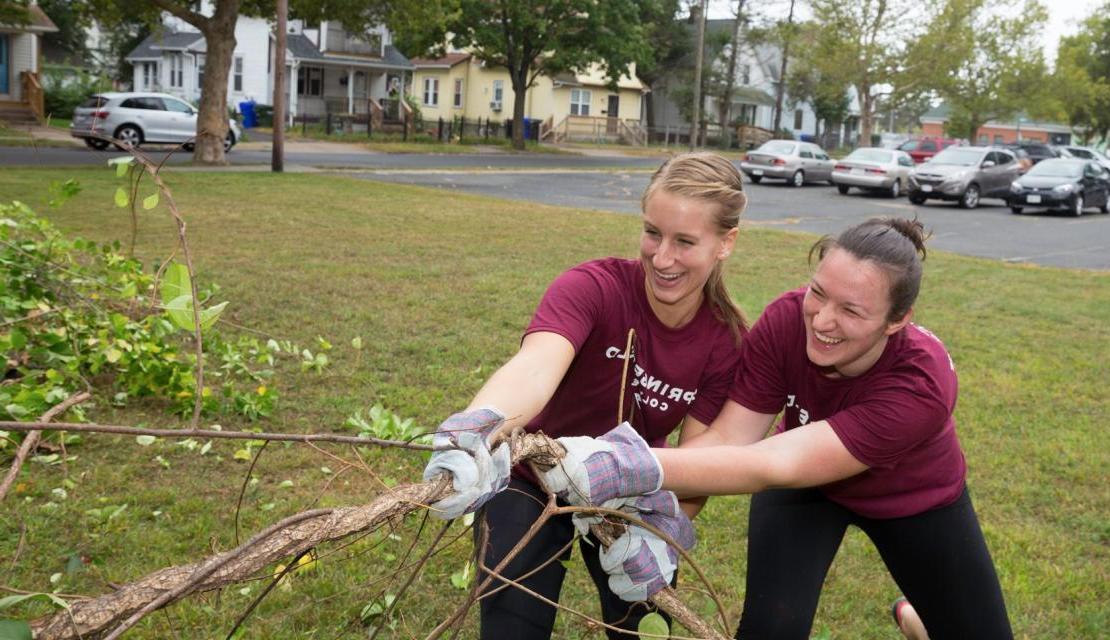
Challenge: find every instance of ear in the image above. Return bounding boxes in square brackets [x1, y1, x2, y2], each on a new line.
[884, 307, 913, 336]
[718, 227, 739, 260]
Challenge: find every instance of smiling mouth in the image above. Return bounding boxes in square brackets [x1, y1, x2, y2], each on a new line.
[813, 330, 844, 346]
[654, 270, 682, 282]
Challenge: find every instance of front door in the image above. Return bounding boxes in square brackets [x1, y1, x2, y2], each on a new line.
[0, 35, 10, 95]
[606, 94, 619, 134]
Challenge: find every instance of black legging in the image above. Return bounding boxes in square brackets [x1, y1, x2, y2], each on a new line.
[736, 486, 1013, 639]
[476, 477, 671, 640]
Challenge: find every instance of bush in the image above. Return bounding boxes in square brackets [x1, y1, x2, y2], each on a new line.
[42, 65, 113, 120]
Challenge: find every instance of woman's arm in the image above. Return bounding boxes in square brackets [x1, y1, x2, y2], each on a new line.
[679, 400, 777, 449]
[467, 331, 576, 436]
[655, 420, 868, 496]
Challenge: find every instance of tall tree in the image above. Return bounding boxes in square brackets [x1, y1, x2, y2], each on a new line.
[716, 0, 746, 140]
[40, 0, 91, 63]
[808, 0, 939, 146]
[930, 0, 1050, 141]
[1052, 2, 1110, 144]
[630, 0, 687, 134]
[770, 0, 796, 134]
[0, 0, 30, 26]
[392, 0, 654, 151]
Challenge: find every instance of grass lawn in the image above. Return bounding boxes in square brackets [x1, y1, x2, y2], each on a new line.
[0, 168, 1106, 638]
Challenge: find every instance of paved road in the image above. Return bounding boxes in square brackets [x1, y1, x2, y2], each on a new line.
[3, 143, 1107, 269]
[349, 169, 1110, 270]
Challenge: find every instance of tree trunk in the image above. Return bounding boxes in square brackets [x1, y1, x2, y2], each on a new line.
[510, 69, 528, 151]
[718, 0, 746, 146]
[195, 16, 236, 164]
[772, 0, 796, 134]
[858, 88, 874, 148]
[272, 0, 286, 172]
[689, 0, 706, 150]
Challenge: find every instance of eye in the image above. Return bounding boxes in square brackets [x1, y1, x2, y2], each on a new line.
[643, 227, 660, 237]
[678, 238, 696, 247]
[808, 286, 825, 300]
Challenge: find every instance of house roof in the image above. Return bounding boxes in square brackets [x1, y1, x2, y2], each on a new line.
[550, 67, 646, 92]
[731, 86, 775, 106]
[126, 30, 205, 60]
[410, 53, 471, 69]
[286, 35, 413, 70]
[1, 5, 59, 33]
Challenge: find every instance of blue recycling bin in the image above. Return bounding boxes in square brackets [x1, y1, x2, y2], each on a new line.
[239, 100, 257, 128]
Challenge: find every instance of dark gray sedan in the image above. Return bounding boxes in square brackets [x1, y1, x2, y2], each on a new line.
[1006, 159, 1110, 216]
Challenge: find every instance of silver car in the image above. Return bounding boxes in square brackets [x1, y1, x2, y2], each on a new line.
[831, 147, 915, 198]
[740, 140, 835, 187]
[71, 91, 241, 152]
[907, 146, 1022, 209]
[1054, 145, 1110, 171]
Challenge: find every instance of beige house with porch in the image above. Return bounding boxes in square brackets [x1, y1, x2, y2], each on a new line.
[410, 53, 648, 144]
[0, 1, 58, 125]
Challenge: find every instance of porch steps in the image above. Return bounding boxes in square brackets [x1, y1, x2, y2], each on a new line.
[0, 102, 40, 127]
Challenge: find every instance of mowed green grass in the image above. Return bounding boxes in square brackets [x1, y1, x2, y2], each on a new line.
[0, 168, 1106, 639]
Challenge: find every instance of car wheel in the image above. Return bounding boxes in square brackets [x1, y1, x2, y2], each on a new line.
[84, 137, 109, 151]
[748, 175, 762, 184]
[827, 178, 836, 186]
[888, 180, 901, 198]
[1100, 198, 1109, 214]
[1010, 206, 1023, 214]
[1071, 193, 1084, 217]
[182, 142, 195, 152]
[959, 184, 980, 209]
[909, 192, 927, 205]
[791, 170, 805, 187]
[224, 132, 235, 152]
[836, 184, 850, 195]
[113, 124, 143, 150]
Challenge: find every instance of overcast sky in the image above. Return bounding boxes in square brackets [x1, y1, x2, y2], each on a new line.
[706, 0, 1104, 64]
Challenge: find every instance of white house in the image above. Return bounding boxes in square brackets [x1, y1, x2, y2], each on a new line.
[0, 1, 58, 124]
[125, 4, 413, 121]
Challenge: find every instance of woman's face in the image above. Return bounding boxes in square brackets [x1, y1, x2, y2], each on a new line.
[802, 247, 911, 377]
[640, 190, 737, 327]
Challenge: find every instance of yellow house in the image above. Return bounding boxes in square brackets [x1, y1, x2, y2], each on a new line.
[409, 53, 648, 144]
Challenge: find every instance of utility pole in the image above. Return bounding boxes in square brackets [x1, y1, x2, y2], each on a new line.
[272, 0, 287, 172]
[689, 0, 707, 150]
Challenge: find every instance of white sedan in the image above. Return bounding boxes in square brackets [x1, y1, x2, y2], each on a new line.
[831, 148, 915, 198]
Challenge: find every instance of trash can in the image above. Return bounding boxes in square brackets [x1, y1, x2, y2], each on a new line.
[239, 100, 257, 129]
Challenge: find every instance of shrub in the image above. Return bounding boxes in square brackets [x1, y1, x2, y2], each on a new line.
[41, 65, 114, 120]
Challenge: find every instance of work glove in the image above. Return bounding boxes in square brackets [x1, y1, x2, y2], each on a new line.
[597, 490, 696, 602]
[422, 408, 511, 519]
[538, 421, 662, 507]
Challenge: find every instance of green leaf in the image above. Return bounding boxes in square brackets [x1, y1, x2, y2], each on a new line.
[113, 187, 129, 208]
[164, 295, 227, 333]
[0, 620, 32, 640]
[135, 435, 157, 446]
[636, 612, 669, 638]
[0, 592, 69, 611]
[351, 336, 363, 350]
[108, 156, 134, 175]
[160, 263, 191, 307]
[142, 192, 159, 210]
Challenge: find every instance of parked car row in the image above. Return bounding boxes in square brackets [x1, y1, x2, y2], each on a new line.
[740, 139, 1110, 216]
[71, 92, 241, 152]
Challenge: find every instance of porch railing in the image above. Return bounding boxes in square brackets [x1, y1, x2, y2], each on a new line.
[545, 115, 648, 145]
[21, 71, 45, 123]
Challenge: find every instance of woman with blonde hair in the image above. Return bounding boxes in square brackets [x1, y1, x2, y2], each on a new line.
[423, 152, 750, 638]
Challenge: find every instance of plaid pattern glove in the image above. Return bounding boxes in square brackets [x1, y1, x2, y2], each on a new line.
[422, 408, 511, 519]
[598, 490, 696, 602]
[539, 422, 662, 507]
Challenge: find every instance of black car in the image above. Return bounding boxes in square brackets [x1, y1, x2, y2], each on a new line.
[1007, 159, 1110, 216]
[1007, 142, 1059, 165]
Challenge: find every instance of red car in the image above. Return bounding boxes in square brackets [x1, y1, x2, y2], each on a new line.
[898, 137, 961, 163]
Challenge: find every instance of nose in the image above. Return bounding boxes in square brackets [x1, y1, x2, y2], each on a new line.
[653, 239, 675, 269]
[812, 302, 836, 332]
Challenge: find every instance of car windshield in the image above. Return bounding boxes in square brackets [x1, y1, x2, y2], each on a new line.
[759, 141, 796, 155]
[930, 148, 983, 166]
[1026, 161, 1083, 178]
[1066, 148, 1094, 159]
[846, 149, 893, 163]
[898, 140, 918, 151]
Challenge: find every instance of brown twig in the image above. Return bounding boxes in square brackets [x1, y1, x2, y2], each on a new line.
[0, 392, 90, 503]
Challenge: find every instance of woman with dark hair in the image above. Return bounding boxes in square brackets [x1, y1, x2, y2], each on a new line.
[542, 217, 1014, 639]
[423, 152, 750, 638]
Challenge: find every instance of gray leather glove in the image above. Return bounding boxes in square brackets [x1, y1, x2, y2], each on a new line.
[422, 408, 511, 519]
[538, 422, 662, 506]
[597, 490, 696, 602]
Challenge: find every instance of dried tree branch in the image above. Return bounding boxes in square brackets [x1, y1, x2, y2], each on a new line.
[27, 434, 726, 639]
[0, 392, 90, 502]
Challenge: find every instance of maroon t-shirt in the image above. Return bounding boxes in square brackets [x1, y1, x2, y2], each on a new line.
[523, 258, 741, 448]
[730, 288, 967, 518]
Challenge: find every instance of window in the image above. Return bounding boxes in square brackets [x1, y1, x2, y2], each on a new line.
[169, 54, 184, 88]
[793, 108, 803, 130]
[196, 55, 205, 89]
[423, 77, 439, 106]
[739, 104, 756, 125]
[121, 97, 164, 110]
[738, 63, 751, 85]
[297, 67, 323, 96]
[570, 88, 591, 116]
[453, 78, 463, 108]
[800, 149, 813, 159]
[233, 56, 243, 92]
[142, 62, 158, 89]
[164, 98, 193, 113]
[492, 79, 503, 104]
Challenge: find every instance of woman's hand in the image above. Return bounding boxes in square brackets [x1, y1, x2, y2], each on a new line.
[422, 408, 511, 519]
[539, 422, 662, 505]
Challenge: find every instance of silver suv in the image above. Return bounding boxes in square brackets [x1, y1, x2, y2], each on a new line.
[907, 146, 1022, 209]
[71, 92, 241, 152]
